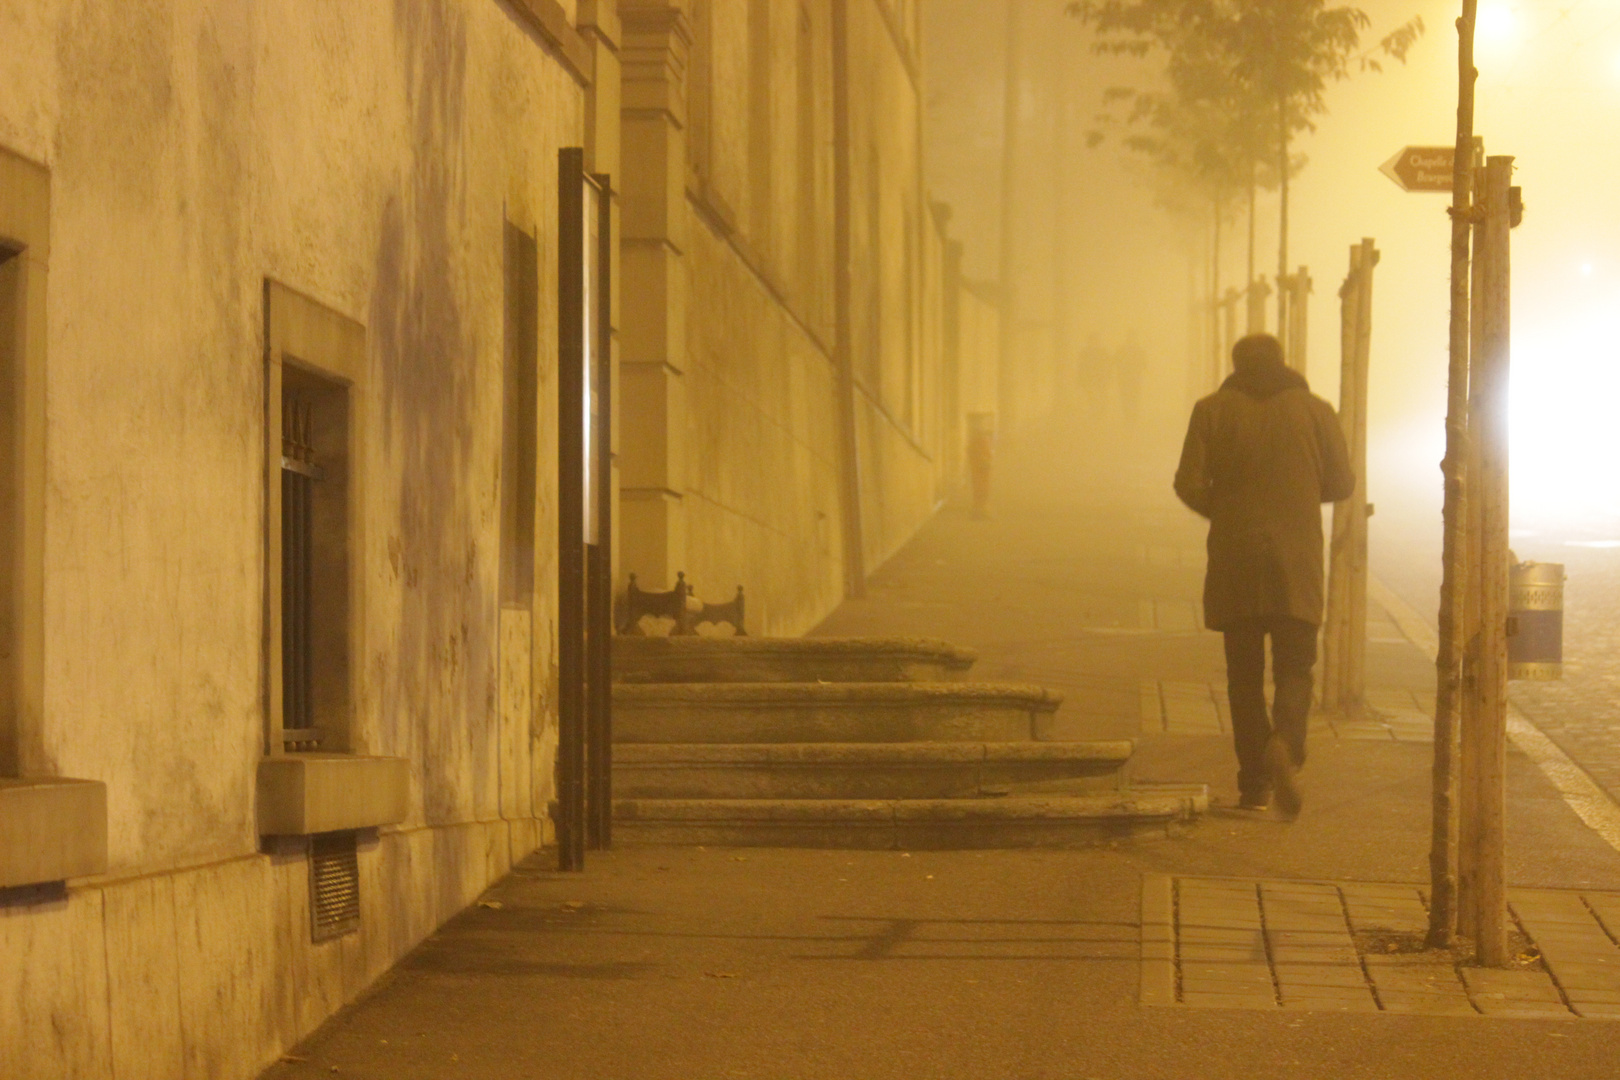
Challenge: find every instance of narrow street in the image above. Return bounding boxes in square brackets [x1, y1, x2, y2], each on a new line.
[262, 454, 1620, 1079]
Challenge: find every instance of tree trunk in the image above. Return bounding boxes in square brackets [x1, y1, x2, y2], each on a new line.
[1212, 195, 1223, 390]
[1428, 0, 1478, 951]
[1276, 91, 1289, 332]
[997, 0, 1023, 433]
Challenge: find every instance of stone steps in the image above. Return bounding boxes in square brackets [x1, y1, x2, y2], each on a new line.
[606, 633, 1208, 848]
[613, 740, 1134, 800]
[613, 635, 977, 684]
[613, 682, 1060, 744]
[612, 787, 1208, 849]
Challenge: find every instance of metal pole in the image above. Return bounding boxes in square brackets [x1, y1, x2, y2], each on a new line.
[831, 0, 865, 597]
[557, 148, 588, 871]
[1428, 0, 1479, 949]
[587, 173, 615, 851]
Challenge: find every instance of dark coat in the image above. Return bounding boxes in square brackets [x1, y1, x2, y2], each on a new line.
[1174, 359, 1354, 631]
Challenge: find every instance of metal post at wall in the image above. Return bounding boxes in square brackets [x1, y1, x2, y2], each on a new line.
[830, 0, 866, 598]
[557, 147, 590, 871]
[586, 171, 615, 852]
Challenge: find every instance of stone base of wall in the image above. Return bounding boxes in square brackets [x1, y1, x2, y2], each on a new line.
[0, 815, 549, 1080]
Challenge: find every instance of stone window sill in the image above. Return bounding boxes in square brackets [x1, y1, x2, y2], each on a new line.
[0, 777, 108, 887]
[257, 753, 410, 836]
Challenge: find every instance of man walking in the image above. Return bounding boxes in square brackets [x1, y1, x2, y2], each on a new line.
[1174, 334, 1354, 817]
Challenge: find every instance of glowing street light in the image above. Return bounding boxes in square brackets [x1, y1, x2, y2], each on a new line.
[1477, 4, 1517, 49]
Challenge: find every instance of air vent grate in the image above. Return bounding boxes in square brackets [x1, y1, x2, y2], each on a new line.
[309, 832, 360, 942]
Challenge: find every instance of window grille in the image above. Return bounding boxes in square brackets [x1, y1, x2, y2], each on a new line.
[309, 832, 360, 941]
[281, 392, 322, 751]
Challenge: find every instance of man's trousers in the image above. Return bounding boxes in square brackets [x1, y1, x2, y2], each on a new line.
[1222, 617, 1317, 802]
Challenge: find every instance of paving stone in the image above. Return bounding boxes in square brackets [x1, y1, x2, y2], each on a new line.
[1365, 955, 1467, 997]
[1269, 928, 1352, 944]
[1580, 892, 1620, 936]
[1164, 877, 1620, 1020]
[1184, 927, 1265, 941]
[1272, 964, 1368, 988]
[1180, 962, 1274, 984]
[1375, 993, 1480, 1016]
[1484, 1005, 1578, 1020]
[1180, 992, 1277, 1009]
[1280, 992, 1379, 1012]
[1178, 943, 1264, 962]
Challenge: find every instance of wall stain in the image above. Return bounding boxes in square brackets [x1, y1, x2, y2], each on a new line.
[369, 0, 495, 824]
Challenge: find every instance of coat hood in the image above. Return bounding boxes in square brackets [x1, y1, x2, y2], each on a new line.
[1222, 357, 1308, 401]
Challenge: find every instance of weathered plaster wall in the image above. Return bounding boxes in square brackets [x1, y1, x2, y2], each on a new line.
[0, 0, 587, 1076]
[25, 0, 579, 871]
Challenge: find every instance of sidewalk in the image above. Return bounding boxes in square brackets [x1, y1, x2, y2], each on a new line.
[261, 484, 1620, 1080]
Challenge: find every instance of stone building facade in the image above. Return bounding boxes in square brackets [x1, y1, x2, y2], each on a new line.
[0, 2, 991, 1077]
[619, 0, 958, 632]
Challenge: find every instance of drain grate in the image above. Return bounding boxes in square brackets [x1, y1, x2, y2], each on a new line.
[309, 832, 360, 942]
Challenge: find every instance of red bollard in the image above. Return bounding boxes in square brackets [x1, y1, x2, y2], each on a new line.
[967, 411, 996, 519]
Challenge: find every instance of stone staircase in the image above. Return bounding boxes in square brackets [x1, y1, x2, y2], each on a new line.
[611, 636, 1207, 848]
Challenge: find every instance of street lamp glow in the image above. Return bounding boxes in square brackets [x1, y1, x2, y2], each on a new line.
[1477, 4, 1517, 44]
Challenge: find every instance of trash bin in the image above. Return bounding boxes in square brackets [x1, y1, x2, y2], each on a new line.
[1508, 560, 1563, 681]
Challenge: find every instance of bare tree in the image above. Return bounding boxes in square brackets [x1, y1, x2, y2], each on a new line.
[1071, 0, 1423, 324]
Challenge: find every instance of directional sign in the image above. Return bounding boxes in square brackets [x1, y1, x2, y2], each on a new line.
[1380, 146, 1455, 192]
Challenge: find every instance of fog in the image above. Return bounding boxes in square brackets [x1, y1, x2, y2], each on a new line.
[924, 0, 1620, 599]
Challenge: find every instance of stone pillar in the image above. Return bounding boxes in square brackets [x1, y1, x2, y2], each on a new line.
[617, 1, 690, 591]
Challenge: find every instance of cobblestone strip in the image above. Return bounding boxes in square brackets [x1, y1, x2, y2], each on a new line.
[1345, 883, 1478, 1016]
[1259, 882, 1378, 1011]
[1175, 878, 1276, 1009]
[1162, 879, 1620, 1018]
[1139, 874, 1176, 1006]
[1459, 967, 1574, 1020]
[1510, 889, 1620, 1019]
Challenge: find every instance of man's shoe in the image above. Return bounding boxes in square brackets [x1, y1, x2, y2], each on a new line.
[1266, 736, 1302, 819]
[1237, 791, 1271, 811]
